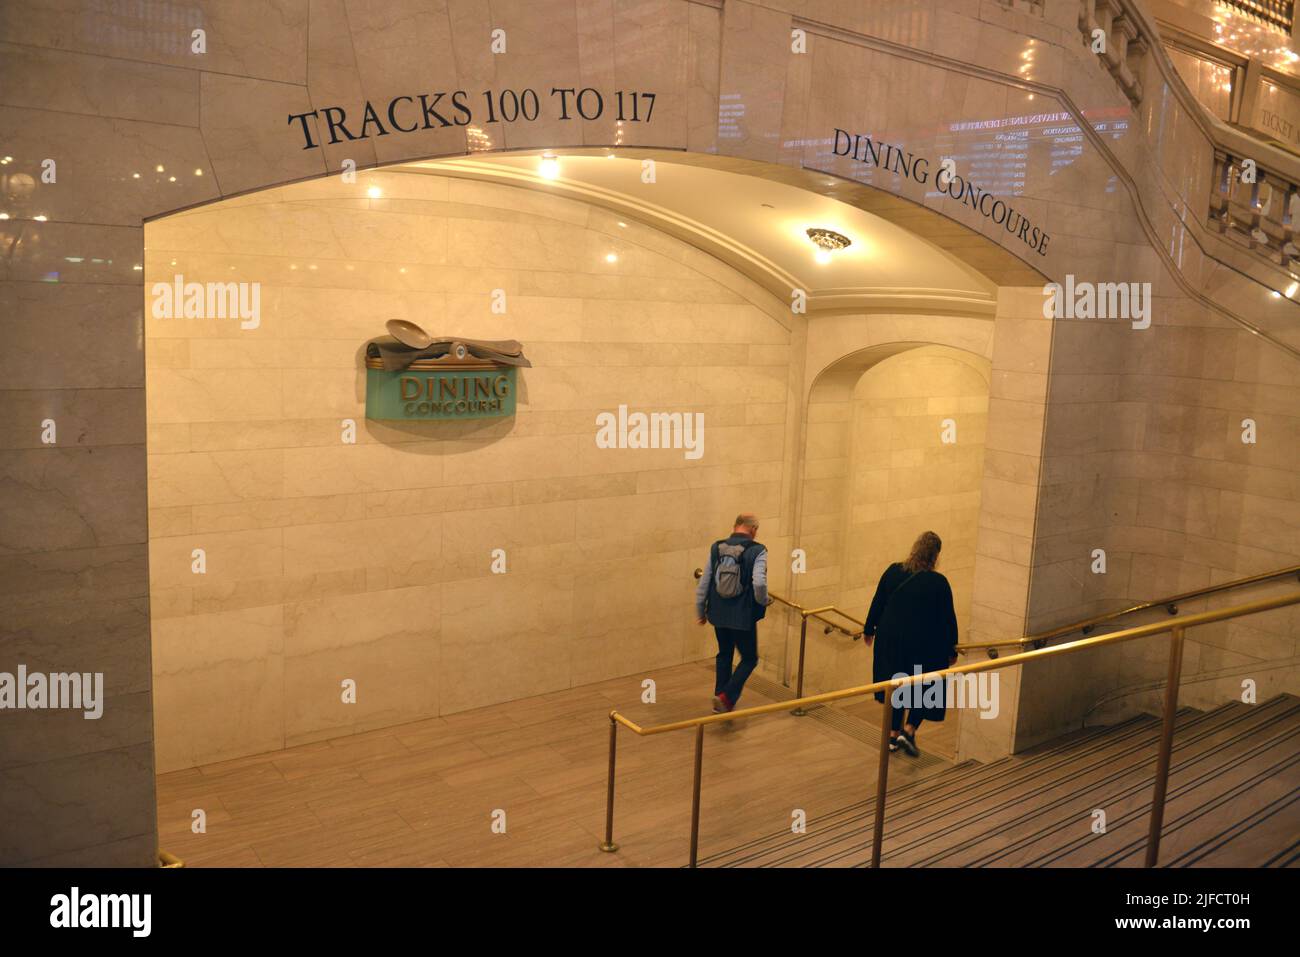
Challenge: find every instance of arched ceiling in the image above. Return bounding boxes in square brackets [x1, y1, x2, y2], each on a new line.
[397, 149, 1003, 317]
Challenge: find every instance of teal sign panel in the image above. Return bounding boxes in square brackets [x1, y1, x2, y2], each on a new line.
[365, 366, 517, 421]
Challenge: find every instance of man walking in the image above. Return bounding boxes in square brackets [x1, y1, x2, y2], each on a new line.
[695, 513, 769, 713]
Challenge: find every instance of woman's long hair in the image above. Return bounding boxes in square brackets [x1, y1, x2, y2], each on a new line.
[902, 531, 942, 573]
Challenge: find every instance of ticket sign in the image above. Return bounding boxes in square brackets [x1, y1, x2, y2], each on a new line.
[365, 365, 517, 420]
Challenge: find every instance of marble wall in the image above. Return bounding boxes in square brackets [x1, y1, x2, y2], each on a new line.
[144, 169, 797, 770]
[4, 0, 1299, 865]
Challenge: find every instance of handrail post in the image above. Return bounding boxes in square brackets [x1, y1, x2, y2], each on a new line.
[871, 687, 893, 867]
[599, 715, 619, 853]
[792, 614, 810, 716]
[689, 724, 705, 867]
[1145, 625, 1185, 867]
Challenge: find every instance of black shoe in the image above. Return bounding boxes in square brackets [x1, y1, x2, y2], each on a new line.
[896, 730, 919, 757]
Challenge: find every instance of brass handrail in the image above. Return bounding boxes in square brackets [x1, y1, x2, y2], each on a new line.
[600, 590, 1300, 867]
[692, 567, 863, 716]
[957, 562, 1300, 658]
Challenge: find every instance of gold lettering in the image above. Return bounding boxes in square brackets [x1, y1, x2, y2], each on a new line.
[493, 374, 510, 398]
[400, 377, 421, 401]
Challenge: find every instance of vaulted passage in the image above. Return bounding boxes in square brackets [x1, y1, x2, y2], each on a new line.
[6, 0, 1299, 891]
[141, 152, 1019, 772]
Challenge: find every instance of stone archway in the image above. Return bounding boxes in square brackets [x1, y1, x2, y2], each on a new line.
[779, 340, 994, 759]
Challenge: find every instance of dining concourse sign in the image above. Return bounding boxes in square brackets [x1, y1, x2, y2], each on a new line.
[364, 322, 530, 421]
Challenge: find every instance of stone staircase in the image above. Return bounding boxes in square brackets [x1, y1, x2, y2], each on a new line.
[698, 695, 1300, 867]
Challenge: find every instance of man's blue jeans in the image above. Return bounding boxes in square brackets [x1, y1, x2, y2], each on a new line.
[714, 625, 759, 706]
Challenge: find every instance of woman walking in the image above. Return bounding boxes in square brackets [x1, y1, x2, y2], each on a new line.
[862, 531, 959, 757]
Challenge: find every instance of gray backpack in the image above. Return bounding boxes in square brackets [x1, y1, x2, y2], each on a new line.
[713, 543, 752, 599]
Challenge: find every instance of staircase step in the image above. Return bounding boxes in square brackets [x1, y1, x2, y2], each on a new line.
[704, 713, 1164, 867]
[696, 717, 1133, 868]
[698, 694, 1300, 868]
[932, 698, 1300, 867]
[904, 696, 1300, 868]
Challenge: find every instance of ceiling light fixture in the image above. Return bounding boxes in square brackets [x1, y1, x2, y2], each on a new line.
[806, 227, 851, 263]
[539, 152, 561, 179]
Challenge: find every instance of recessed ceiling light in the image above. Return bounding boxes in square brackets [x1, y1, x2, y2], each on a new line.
[806, 227, 851, 261]
[605, 253, 618, 263]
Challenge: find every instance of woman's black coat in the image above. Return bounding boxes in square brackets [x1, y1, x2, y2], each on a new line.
[864, 562, 959, 721]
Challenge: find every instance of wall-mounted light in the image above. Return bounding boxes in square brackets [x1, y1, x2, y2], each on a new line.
[367, 185, 382, 198]
[806, 227, 851, 264]
[539, 152, 561, 179]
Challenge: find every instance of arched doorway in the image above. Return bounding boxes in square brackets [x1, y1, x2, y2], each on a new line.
[779, 342, 994, 759]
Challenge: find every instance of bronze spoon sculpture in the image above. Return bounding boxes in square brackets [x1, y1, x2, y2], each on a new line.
[386, 319, 433, 349]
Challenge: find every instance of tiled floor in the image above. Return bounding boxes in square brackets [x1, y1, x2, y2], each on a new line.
[156, 660, 953, 867]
